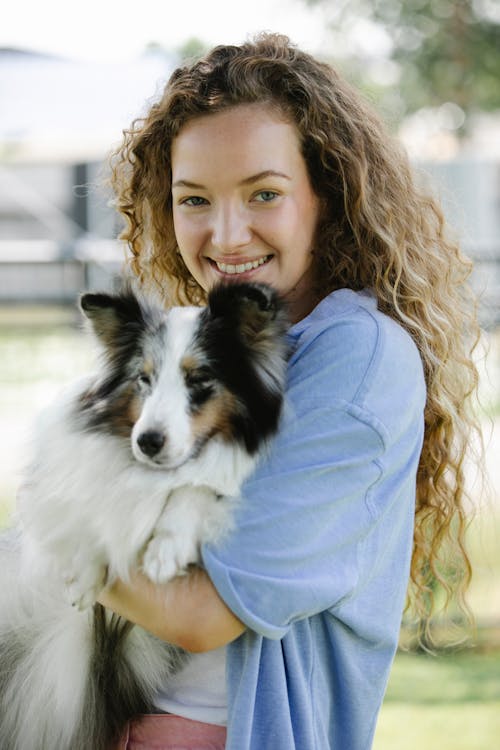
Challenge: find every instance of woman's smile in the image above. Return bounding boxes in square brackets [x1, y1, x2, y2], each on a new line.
[208, 254, 274, 277]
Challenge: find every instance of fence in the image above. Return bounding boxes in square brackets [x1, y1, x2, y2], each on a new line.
[1, 239, 499, 329]
[0, 239, 123, 304]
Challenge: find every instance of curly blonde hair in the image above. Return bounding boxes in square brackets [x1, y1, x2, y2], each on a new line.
[110, 33, 480, 638]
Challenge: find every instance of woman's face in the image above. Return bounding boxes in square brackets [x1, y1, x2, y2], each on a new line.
[171, 103, 321, 322]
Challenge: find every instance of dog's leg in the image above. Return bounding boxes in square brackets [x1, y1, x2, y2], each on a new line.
[141, 486, 228, 583]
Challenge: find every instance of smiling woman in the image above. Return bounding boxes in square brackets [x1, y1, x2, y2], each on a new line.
[170, 104, 321, 322]
[105, 32, 480, 750]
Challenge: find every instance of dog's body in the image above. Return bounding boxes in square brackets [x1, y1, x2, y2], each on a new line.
[0, 282, 288, 750]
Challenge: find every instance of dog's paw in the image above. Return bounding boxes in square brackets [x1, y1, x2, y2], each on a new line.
[64, 579, 96, 610]
[142, 533, 196, 584]
[64, 566, 107, 610]
[142, 534, 180, 583]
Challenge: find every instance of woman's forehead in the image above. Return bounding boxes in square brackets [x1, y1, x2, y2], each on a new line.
[171, 104, 304, 185]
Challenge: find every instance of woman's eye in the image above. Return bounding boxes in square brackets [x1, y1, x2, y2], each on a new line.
[181, 196, 208, 207]
[254, 190, 278, 203]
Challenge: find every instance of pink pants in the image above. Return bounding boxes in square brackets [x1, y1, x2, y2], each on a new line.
[115, 714, 227, 750]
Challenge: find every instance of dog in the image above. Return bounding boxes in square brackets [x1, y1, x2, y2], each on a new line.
[0, 281, 288, 750]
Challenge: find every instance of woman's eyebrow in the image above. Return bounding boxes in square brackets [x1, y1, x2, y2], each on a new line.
[240, 170, 291, 185]
[172, 170, 291, 190]
[172, 179, 205, 189]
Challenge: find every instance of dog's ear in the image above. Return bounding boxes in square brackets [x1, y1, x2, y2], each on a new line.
[80, 290, 144, 348]
[208, 282, 284, 343]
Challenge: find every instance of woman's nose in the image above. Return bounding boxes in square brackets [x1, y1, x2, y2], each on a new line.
[211, 203, 252, 252]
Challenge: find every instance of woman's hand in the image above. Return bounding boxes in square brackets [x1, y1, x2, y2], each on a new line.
[97, 567, 245, 653]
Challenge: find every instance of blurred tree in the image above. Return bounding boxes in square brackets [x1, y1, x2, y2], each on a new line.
[306, 0, 500, 126]
[176, 37, 209, 62]
[143, 38, 209, 64]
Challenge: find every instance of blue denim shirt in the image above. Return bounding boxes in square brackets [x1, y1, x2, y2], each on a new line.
[203, 288, 426, 750]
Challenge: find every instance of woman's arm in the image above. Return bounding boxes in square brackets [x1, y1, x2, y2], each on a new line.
[98, 567, 246, 653]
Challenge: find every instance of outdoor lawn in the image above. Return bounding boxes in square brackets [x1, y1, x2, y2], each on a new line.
[374, 649, 500, 749]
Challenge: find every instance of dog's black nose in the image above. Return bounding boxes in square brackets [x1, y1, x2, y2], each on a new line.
[137, 430, 165, 457]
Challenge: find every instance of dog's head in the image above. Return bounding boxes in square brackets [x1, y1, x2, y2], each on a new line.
[79, 282, 288, 469]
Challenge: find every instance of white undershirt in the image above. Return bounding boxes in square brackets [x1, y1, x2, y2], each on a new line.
[154, 646, 228, 726]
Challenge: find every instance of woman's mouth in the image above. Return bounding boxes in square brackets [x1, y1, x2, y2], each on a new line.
[211, 254, 273, 275]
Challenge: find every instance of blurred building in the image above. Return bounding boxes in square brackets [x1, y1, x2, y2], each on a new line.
[0, 46, 173, 301]
[417, 158, 500, 330]
[1, 46, 173, 162]
[1, 47, 499, 326]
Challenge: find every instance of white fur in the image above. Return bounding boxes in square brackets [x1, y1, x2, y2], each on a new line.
[19, 375, 253, 608]
[131, 307, 204, 468]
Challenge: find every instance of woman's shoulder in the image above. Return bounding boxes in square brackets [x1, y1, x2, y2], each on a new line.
[287, 288, 426, 423]
[291, 288, 412, 348]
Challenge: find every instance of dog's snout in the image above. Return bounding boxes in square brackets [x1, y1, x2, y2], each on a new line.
[137, 430, 165, 458]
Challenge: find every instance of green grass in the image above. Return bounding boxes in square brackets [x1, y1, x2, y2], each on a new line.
[374, 650, 500, 749]
[375, 703, 500, 750]
[384, 650, 500, 704]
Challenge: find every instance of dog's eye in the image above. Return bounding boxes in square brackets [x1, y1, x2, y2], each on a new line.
[184, 367, 214, 389]
[137, 373, 152, 388]
[184, 368, 215, 408]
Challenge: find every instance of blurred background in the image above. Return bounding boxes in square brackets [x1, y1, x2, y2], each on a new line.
[1, 1, 499, 747]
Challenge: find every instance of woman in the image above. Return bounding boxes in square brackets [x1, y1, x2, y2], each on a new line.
[100, 33, 479, 750]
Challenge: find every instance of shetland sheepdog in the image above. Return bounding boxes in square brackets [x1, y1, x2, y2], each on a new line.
[0, 281, 288, 750]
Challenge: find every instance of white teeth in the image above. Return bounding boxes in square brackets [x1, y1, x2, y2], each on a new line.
[215, 255, 271, 274]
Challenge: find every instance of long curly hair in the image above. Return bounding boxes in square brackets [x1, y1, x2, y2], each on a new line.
[110, 33, 481, 639]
